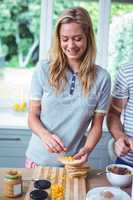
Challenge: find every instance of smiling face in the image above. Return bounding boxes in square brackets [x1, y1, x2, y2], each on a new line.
[59, 22, 87, 64]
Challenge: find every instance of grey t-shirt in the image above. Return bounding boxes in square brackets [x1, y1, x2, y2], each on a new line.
[26, 60, 111, 166]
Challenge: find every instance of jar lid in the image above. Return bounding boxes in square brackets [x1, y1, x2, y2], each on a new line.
[34, 180, 51, 190]
[30, 189, 48, 200]
[5, 170, 21, 180]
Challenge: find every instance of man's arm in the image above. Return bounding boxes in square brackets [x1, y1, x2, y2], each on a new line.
[107, 98, 130, 156]
[107, 98, 127, 140]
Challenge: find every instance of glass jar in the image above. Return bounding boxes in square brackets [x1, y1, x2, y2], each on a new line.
[3, 169, 23, 197]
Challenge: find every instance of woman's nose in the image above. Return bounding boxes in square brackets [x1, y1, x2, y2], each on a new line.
[68, 39, 75, 48]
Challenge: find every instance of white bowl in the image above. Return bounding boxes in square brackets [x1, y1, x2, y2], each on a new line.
[106, 164, 133, 187]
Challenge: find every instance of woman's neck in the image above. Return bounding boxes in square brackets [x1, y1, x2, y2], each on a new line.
[68, 60, 81, 74]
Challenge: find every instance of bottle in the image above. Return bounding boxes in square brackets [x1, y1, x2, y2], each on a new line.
[3, 169, 23, 197]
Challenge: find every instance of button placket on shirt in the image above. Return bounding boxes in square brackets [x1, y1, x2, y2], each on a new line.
[70, 73, 76, 95]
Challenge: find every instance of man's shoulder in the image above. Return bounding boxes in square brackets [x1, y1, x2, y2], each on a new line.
[119, 62, 133, 73]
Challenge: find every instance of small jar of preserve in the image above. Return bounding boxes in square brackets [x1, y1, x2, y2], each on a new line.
[3, 169, 23, 197]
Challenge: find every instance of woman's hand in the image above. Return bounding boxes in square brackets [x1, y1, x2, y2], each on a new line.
[73, 147, 89, 164]
[41, 132, 67, 153]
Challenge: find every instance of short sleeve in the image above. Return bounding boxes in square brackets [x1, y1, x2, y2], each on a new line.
[29, 60, 48, 100]
[112, 66, 129, 99]
[95, 71, 111, 113]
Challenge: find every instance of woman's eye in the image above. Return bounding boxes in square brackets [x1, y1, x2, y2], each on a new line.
[74, 37, 82, 41]
[61, 37, 68, 42]
[61, 37, 82, 42]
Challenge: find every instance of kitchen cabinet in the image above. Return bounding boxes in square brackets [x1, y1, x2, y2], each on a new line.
[0, 128, 31, 167]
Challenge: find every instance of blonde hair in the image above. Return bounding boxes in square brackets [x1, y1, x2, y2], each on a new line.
[49, 7, 96, 95]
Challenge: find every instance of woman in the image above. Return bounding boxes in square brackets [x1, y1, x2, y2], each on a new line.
[25, 7, 111, 168]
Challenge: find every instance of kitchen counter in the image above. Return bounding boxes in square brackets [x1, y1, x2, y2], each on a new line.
[0, 109, 28, 129]
[0, 167, 131, 199]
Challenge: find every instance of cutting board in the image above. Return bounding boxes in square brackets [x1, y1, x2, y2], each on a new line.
[24, 166, 87, 200]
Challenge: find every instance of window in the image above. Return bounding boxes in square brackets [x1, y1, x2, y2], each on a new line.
[108, 2, 133, 81]
[0, 1, 41, 126]
[53, 0, 99, 34]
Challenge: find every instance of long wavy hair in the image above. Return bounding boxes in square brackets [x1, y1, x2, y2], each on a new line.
[48, 7, 96, 95]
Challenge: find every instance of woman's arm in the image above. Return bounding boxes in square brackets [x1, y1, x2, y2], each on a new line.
[74, 113, 105, 162]
[84, 113, 105, 152]
[28, 100, 48, 138]
[28, 100, 66, 153]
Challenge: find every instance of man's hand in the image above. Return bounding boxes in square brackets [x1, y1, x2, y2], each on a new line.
[115, 137, 132, 157]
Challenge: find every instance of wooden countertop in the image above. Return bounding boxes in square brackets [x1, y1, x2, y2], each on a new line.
[0, 167, 131, 199]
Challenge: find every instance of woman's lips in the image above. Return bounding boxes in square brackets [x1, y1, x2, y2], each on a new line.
[67, 49, 79, 55]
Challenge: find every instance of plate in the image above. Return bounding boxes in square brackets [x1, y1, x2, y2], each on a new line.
[86, 187, 131, 200]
